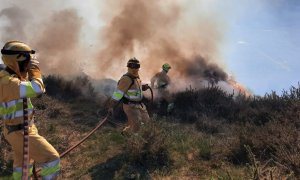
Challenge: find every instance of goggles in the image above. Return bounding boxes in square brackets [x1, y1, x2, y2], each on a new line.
[1, 49, 35, 63]
[1, 49, 35, 55]
[127, 63, 140, 69]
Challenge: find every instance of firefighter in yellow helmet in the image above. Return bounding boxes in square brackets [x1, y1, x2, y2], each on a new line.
[151, 63, 174, 113]
[0, 41, 60, 179]
[109, 57, 150, 134]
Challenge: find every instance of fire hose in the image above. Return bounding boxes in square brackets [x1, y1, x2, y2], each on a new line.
[59, 114, 109, 158]
[21, 98, 30, 180]
[148, 86, 154, 104]
[32, 113, 110, 179]
[31, 87, 153, 179]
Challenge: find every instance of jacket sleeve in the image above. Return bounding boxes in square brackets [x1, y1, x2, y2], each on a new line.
[167, 75, 171, 85]
[111, 76, 131, 101]
[24, 63, 45, 97]
[0, 68, 45, 102]
[150, 73, 159, 88]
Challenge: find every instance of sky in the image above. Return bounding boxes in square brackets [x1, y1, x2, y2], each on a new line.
[0, 0, 299, 96]
[221, 0, 300, 95]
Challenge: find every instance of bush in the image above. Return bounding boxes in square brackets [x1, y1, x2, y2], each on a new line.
[43, 74, 96, 101]
[197, 138, 212, 160]
[0, 128, 12, 176]
[125, 121, 172, 172]
[172, 86, 236, 123]
[195, 115, 222, 134]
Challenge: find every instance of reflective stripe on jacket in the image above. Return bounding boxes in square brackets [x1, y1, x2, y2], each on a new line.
[0, 70, 45, 124]
[0, 98, 34, 120]
[112, 73, 143, 102]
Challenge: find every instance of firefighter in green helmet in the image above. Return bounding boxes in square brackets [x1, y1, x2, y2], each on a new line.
[151, 63, 174, 113]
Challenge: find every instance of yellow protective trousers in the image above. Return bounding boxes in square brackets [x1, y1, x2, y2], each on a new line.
[123, 103, 150, 133]
[3, 124, 60, 180]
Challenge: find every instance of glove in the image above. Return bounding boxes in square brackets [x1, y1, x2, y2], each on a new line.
[29, 56, 39, 67]
[108, 108, 114, 117]
[28, 56, 42, 80]
[142, 84, 150, 91]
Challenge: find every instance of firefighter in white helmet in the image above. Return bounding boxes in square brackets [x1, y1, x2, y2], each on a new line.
[0, 41, 60, 179]
[109, 57, 150, 134]
[151, 63, 174, 113]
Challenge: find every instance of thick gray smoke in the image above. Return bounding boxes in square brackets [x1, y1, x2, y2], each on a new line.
[92, 0, 231, 92]
[0, 0, 250, 95]
[186, 56, 228, 84]
[94, 1, 181, 76]
[0, 1, 84, 76]
[33, 9, 82, 75]
[0, 6, 31, 42]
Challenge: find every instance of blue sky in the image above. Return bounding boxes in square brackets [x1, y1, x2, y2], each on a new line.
[221, 0, 300, 95]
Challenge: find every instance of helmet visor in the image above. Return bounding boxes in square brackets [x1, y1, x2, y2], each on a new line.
[127, 63, 140, 69]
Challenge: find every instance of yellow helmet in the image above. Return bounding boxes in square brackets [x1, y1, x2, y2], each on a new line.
[1, 40, 35, 78]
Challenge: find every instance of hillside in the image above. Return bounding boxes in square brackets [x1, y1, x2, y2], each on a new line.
[1, 75, 300, 179]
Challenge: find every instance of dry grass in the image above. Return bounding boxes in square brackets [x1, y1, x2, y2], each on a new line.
[1, 76, 300, 179]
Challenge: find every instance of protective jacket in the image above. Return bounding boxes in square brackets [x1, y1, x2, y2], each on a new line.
[0, 69, 43, 125]
[150, 70, 174, 113]
[150, 70, 171, 89]
[112, 72, 143, 103]
[0, 67, 60, 180]
[111, 71, 150, 133]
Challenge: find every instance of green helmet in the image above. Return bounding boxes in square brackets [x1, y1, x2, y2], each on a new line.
[162, 63, 171, 71]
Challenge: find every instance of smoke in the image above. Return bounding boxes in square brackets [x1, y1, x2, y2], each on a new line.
[0, 6, 31, 42]
[185, 56, 228, 84]
[0, 0, 250, 95]
[92, 1, 181, 77]
[32, 9, 82, 75]
[0, 1, 84, 76]
[92, 0, 238, 93]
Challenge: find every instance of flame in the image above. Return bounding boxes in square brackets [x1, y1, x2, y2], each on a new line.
[227, 79, 251, 97]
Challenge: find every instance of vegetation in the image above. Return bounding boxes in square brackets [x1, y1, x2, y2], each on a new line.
[1, 75, 300, 179]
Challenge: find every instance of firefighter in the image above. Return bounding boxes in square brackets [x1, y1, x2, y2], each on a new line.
[151, 63, 174, 113]
[0, 41, 60, 179]
[109, 57, 150, 134]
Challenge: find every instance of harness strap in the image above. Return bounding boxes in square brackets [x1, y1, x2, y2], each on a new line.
[122, 97, 142, 104]
[118, 74, 138, 90]
[5, 120, 34, 134]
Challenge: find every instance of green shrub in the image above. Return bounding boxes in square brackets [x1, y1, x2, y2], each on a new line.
[172, 86, 236, 123]
[197, 138, 211, 160]
[44, 74, 96, 101]
[125, 121, 172, 172]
